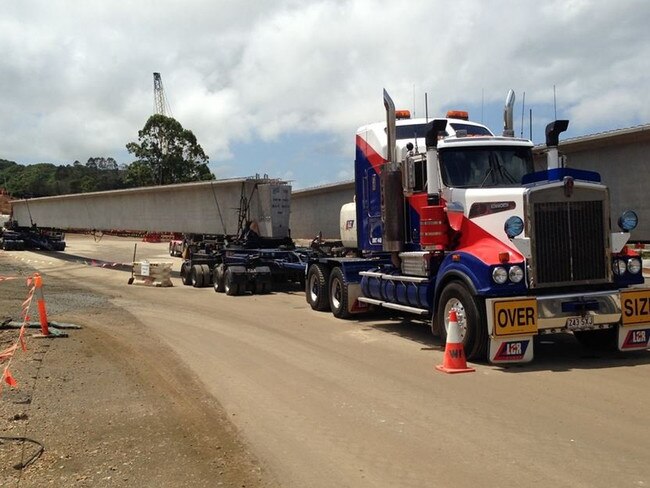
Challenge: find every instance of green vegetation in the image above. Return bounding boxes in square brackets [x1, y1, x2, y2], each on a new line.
[126, 115, 213, 186]
[0, 116, 214, 198]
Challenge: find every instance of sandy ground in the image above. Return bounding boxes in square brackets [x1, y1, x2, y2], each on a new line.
[0, 255, 277, 487]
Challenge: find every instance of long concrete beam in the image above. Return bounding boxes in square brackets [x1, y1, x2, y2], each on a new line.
[10, 177, 291, 237]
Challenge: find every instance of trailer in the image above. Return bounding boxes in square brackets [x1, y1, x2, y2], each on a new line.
[181, 244, 309, 295]
[1, 220, 66, 251]
[306, 89, 650, 364]
[6, 175, 310, 293]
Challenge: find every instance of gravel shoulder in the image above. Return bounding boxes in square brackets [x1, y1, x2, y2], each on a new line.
[0, 254, 277, 487]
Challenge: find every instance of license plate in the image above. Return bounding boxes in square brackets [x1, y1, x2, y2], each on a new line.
[566, 315, 594, 330]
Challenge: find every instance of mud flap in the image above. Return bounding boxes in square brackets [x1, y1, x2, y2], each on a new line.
[488, 336, 534, 364]
[619, 289, 650, 350]
[346, 283, 369, 314]
[486, 297, 537, 364]
[618, 325, 650, 351]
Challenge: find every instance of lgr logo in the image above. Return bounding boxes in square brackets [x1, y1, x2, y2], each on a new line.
[494, 340, 529, 361]
[622, 328, 650, 349]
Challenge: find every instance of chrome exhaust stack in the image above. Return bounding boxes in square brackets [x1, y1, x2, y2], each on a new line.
[502, 89, 515, 137]
[381, 89, 403, 252]
[383, 89, 397, 168]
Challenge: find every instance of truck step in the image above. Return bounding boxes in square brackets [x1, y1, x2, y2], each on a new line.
[357, 297, 429, 316]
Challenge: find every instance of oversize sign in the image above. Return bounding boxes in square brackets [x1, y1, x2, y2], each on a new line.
[621, 289, 650, 326]
[493, 299, 538, 336]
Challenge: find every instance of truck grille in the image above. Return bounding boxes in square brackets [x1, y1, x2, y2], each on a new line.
[532, 200, 607, 286]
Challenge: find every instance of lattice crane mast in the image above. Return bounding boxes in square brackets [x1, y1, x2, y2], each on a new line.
[153, 72, 172, 117]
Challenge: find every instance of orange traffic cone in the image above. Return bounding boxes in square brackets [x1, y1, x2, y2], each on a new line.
[435, 309, 475, 374]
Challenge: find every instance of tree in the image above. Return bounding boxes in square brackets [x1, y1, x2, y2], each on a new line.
[125, 114, 213, 186]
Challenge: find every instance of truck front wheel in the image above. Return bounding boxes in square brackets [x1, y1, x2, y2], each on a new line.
[329, 267, 351, 319]
[306, 264, 330, 311]
[434, 282, 487, 361]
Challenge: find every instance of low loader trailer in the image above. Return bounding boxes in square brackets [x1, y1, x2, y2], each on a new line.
[175, 179, 311, 294]
[181, 244, 309, 295]
[1, 221, 66, 251]
[6, 175, 310, 294]
[306, 89, 650, 364]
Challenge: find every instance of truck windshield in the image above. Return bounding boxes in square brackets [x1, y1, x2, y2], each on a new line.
[439, 146, 534, 188]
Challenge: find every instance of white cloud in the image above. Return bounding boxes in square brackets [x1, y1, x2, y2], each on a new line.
[1, 0, 649, 185]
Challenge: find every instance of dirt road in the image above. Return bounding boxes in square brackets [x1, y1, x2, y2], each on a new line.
[0, 241, 276, 487]
[2, 234, 650, 487]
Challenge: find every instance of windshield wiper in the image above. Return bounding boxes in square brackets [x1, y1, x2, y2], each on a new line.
[480, 158, 496, 187]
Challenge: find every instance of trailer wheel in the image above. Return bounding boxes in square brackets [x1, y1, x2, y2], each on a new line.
[435, 282, 487, 361]
[191, 265, 205, 288]
[213, 265, 226, 293]
[224, 268, 240, 296]
[180, 262, 193, 286]
[306, 264, 330, 312]
[573, 328, 617, 350]
[254, 281, 271, 294]
[201, 264, 212, 285]
[329, 267, 351, 319]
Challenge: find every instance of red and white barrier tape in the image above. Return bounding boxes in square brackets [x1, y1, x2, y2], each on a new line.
[0, 276, 36, 394]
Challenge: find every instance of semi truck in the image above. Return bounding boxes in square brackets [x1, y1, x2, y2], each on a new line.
[306, 89, 650, 364]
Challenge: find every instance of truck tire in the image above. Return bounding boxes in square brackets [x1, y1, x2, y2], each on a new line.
[191, 264, 205, 288]
[306, 264, 330, 312]
[251, 280, 271, 295]
[180, 262, 193, 286]
[328, 267, 351, 319]
[435, 281, 487, 361]
[224, 268, 240, 296]
[573, 328, 617, 350]
[213, 265, 225, 293]
[201, 264, 212, 285]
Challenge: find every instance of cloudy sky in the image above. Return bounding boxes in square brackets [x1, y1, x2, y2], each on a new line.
[1, 0, 649, 189]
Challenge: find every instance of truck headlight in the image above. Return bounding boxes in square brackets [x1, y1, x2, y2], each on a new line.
[613, 259, 627, 275]
[492, 266, 508, 284]
[618, 210, 638, 232]
[508, 265, 524, 283]
[504, 216, 524, 238]
[627, 258, 642, 274]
